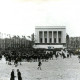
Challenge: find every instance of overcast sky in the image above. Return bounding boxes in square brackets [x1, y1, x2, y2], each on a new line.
[0, 0, 80, 37]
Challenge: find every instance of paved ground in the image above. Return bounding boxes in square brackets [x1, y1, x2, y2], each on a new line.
[0, 55, 80, 80]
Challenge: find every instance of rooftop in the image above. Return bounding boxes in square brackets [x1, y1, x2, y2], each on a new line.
[35, 26, 66, 29]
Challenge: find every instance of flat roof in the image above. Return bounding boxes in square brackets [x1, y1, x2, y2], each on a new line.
[35, 26, 66, 29]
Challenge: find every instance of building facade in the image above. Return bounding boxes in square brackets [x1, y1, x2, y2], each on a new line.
[34, 26, 66, 49]
[0, 36, 31, 50]
[69, 37, 80, 49]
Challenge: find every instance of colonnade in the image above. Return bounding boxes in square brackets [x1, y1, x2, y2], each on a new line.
[39, 31, 62, 43]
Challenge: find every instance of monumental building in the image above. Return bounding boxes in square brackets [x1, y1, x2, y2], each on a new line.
[34, 26, 66, 49]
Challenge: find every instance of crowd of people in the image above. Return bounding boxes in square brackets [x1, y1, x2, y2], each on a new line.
[0, 48, 73, 66]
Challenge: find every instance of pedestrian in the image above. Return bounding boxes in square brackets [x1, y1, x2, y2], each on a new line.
[78, 55, 80, 63]
[37, 60, 42, 70]
[10, 69, 15, 80]
[15, 58, 18, 67]
[17, 69, 22, 80]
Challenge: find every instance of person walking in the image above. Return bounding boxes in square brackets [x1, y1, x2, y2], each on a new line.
[37, 60, 42, 70]
[17, 69, 22, 80]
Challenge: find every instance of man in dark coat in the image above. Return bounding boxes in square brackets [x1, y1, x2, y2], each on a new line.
[17, 69, 22, 80]
[10, 69, 15, 80]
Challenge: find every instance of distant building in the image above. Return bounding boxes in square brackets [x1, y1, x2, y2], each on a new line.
[0, 35, 31, 50]
[69, 37, 80, 48]
[34, 26, 66, 49]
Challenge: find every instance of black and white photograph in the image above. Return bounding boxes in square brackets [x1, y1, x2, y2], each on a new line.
[0, 0, 80, 80]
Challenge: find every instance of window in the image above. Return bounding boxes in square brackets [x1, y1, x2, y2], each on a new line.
[49, 38, 52, 43]
[45, 38, 47, 43]
[54, 38, 56, 43]
[59, 38, 61, 43]
[40, 38, 42, 43]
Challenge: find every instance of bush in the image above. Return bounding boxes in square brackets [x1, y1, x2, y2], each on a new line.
[74, 51, 80, 55]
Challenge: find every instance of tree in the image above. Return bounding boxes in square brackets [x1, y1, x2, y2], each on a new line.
[76, 38, 79, 49]
[66, 34, 69, 49]
[31, 33, 34, 41]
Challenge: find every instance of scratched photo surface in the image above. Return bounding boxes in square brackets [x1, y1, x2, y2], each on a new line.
[0, 0, 80, 80]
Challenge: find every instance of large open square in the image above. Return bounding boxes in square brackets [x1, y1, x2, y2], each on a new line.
[0, 55, 80, 80]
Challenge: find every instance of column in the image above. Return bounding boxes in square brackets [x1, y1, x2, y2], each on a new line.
[61, 31, 62, 43]
[47, 31, 49, 43]
[43, 31, 44, 43]
[52, 31, 53, 43]
[61, 31, 64, 43]
[38, 31, 39, 43]
[57, 31, 58, 43]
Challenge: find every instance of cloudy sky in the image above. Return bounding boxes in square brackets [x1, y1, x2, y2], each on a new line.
[0, 0, 80, 37]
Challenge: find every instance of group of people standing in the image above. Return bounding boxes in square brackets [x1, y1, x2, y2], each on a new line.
[10, 69, 22, 80]
[55, 50, 72, 59]
[3, 48, 73, 66]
